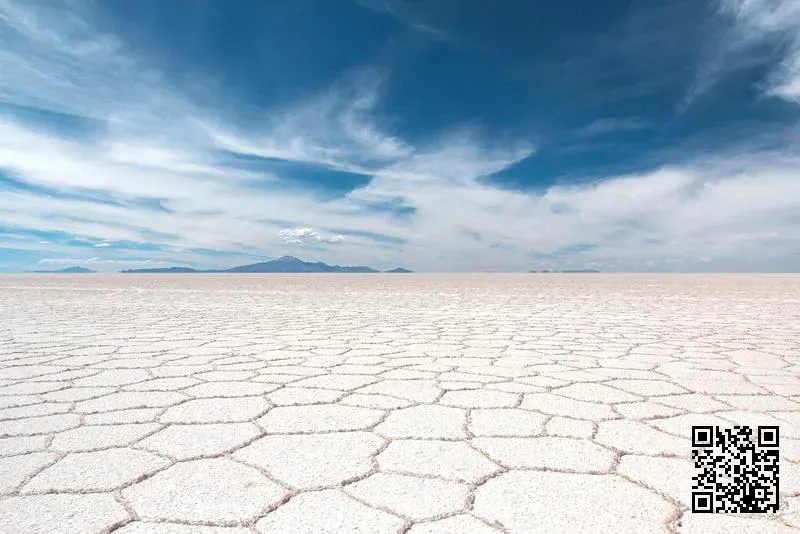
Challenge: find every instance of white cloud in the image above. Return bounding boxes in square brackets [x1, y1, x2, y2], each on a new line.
[279, 228, 345, 244]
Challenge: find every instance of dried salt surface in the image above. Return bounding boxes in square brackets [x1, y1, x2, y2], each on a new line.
[0, 273, 798, 532]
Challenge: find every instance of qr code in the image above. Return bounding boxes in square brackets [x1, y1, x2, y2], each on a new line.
[692, 425, 779, 513]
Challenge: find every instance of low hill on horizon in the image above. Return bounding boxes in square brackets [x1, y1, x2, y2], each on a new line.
[120, 266, 199, 274]
[120, 256, 413, 274]
[529, 269, 600, 273]
[30, 266, 96, 273]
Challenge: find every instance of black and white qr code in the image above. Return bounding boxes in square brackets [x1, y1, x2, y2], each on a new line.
[692, 425, 779, 513]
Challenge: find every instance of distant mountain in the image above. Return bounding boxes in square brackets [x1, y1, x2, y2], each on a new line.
[120, 256, 404, 274]
[31, 266, 96, 273]
[384, 267, 413, 273]
[224, 256, 379, 273]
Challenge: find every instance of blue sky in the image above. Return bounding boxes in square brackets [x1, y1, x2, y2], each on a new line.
[1, 0, 799, 272]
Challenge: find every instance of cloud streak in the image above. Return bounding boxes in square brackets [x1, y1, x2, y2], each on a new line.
[352, 0, 454, 43]
[682, 0, 800, 110]
[575, 118, 652, 138]
[719, 0, 800, 101]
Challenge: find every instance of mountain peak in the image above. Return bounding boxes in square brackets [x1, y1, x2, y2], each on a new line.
[276, 256, 302, 262]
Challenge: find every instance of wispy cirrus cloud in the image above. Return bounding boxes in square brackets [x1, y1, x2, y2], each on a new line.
[719, 0, 800, 102]
[682, 0, 800, 110]
[211, 68, 413, 171]
[575, 118, 652, 138]
[352, 0, 454, 43]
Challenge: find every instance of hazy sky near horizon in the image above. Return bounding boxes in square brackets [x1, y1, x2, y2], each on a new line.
[1, 0, 799, 272]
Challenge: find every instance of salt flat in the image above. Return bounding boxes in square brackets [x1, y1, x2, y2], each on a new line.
[0, 274, 798, 533]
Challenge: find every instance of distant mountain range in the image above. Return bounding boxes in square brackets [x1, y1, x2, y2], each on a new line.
[24, 259, 599, 275]
[30, 266, 96, 273]
[120, 256, 414, 274]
